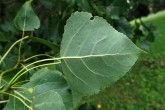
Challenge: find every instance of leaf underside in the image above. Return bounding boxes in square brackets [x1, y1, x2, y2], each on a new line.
[60, 12, 142, 104]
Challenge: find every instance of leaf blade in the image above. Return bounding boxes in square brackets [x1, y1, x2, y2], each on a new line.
[60, 12, 142, 103]
[14, 0, 40, 31]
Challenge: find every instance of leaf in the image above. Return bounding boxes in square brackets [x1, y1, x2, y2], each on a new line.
[1, 20, 15, 33]
[0, 55, 18, 70]
[14, 0, 40, 31]
[4, 68, 73, 110]
[76, 0, 92, 12]
[60, 12, 142, 104]
[106, 0, 129, 19]
[33, 90, 66, 110]
[116, 18, 133, 39]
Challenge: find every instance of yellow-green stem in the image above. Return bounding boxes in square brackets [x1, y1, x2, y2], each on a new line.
[2, 61, 61, 92]
[14, 90, 32, 103]
[0, 36, 29, 65]
[18, 31, 25, 62]
[0, 100, 8, 104]
[23, 54, 53, 62]
[12, 62, 61, 84]
[0, 67, 16, 87]
[8, 57, 60, 87]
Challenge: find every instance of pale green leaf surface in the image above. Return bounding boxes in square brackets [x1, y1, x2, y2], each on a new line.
[60, 12, 142, 98]
[14, 0, 40, 31]
[33, 90, 66, 110]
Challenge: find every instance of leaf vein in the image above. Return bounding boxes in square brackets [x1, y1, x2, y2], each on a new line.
[61, 52, 139, 59]
[81, 59, 105, 77]
[63, 60, 90, 86]
[101, 57, 124, 73]
[90, 36, 107, 55]
[62, 20, 89, 56]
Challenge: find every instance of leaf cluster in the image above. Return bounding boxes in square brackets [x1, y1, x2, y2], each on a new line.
[0, 0, 156, 110]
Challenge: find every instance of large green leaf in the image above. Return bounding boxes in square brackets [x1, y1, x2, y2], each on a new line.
[60, 12, 142, 102]
[4, 68, 73, 110]
[14, 0, 40, 31]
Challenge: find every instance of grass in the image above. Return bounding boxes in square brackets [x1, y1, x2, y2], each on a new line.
[147, 11, 165, 55]
[91, 10, 165, 110]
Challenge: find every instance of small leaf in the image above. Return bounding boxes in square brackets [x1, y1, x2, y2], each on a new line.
[14, 0, 40, 31]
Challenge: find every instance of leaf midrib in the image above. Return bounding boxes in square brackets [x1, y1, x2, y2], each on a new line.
[61, 52, 139, 59]
[23, 2, 29, 31]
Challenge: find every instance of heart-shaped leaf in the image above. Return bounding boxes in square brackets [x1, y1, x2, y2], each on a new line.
[60, 12, 142, 102]
[14, 0, 40, 31]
